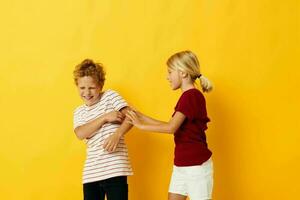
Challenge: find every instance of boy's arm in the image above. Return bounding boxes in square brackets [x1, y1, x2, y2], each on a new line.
[74, 111, 124, 140]
[103, 107, 133, 152]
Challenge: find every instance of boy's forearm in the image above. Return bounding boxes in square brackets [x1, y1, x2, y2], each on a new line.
[74, 116, 107, 140]
[115, 117, 133, 137]
[115, 106, 133, 136]
[102, 117, 132, 152]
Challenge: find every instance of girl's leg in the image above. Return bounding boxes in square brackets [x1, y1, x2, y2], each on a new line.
[168, 192, 187, 200]
[83, 181, 105, 200]
[169, 165, 188, 200]
[104, 176, 128, 200]
[186, 159, 213, 200]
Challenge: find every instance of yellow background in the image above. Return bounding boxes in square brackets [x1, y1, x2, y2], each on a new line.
[0, 0, 299, 199]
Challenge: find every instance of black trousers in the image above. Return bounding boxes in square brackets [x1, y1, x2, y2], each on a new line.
[83, 176, 128, 200]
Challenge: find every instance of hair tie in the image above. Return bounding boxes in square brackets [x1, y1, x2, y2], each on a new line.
[197, 74, 202, 79]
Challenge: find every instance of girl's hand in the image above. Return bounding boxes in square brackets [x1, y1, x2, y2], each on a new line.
[104, 111, 125, 123]
[126, 110, 143, 128]
[128, 107, 147, 121]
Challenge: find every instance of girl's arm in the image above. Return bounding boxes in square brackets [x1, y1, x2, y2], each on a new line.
[133, 110, 165, 125]
[103, 107, 133, 152]
[126, 110, 186, 134]
[74, 111, 125, 140]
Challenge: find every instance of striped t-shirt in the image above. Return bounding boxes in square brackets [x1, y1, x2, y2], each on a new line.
[73, 89, 133, 184]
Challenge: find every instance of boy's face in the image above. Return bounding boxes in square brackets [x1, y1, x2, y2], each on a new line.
[77, 76, 102, 106]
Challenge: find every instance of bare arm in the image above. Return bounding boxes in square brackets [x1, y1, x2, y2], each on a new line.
[126, 110, 186, 134]
[103, 107, 133, 152]
[134, 110, 165, 125]
[74, 111, 125, 140]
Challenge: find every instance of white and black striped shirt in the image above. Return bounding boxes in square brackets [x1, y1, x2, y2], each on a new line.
[73, 89, 133, 184]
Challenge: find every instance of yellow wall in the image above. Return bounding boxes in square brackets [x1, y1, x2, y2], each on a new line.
[0, 0, 299, 199]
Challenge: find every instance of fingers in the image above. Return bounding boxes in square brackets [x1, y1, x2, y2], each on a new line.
[128, 106, 137, 113]
[115, 114, 125, 123]
[126, 110, 137, 120]
[128, 107, 142, 117]
[103, 140, 108, 149]
[103, 133, 120, 152]
[103, 139, 118, 152]
[125, 114, 133, 122]
[117, 112, 125, 118]
[115, 112, 125, 121]
[107, 111, 125, 123]
[106, 144, 117, 152]
[125, 113, 132, 121]
[126, 111, 140, 126]
[111, 144, 117, 152]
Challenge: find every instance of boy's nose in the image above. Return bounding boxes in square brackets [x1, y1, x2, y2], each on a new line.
[83, 90, 90, 95]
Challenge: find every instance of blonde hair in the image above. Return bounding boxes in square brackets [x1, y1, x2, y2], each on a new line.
[73, 59, 106, 89]
[167, 50, 213, 92]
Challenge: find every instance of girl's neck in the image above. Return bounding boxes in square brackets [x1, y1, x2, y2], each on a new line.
[180, 82, 195, 92]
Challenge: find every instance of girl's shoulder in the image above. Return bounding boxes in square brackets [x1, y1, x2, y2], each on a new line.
[182, 88, 204, 98]
[179, 88, 206, 105]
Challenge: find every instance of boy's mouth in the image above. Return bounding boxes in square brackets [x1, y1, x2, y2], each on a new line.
[83, 96, 93, 100]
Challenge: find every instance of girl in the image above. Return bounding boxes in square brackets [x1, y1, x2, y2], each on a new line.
[73, 59, 133, 200]
[126, 51, 213, 200]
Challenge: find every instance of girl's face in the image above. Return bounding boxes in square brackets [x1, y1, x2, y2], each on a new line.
[167, 67, 182, 90]
[77, 76, 102, 106]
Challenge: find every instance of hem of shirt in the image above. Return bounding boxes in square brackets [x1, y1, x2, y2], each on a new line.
[116, 104, 128, 111]
[82, 172, 133, 184]
[174, 155, 212, 167]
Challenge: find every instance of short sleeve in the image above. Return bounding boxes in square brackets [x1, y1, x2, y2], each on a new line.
[73, 107, 86, 130]
[109, 90, 128, 111]
[175, 92, 195, 120]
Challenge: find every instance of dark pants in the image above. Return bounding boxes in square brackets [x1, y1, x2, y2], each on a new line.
[83, 176, 128, 200]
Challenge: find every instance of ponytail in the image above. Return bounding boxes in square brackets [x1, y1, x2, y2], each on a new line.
[198, 74, 213, 92]
[167, 50, 213, 92]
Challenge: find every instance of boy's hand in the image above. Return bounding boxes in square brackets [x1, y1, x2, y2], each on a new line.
[104, 111, 125, 123]
[103, 132, 121, 152]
